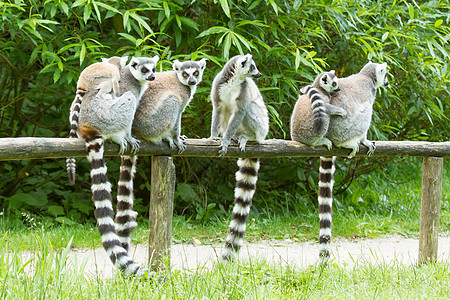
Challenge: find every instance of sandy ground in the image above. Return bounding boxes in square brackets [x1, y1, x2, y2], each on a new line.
[19, 234, 449, 279]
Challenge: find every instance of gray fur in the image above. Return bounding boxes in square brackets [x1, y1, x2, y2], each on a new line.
[132, 58, 207, 152]
[210, 54, 269, 155]
[78, 55, 159, 154]
[326, 62, 389, 157]
[290, 71, 345, 149]
[77, 56, 127, 98]
[66, 56, 129, 183]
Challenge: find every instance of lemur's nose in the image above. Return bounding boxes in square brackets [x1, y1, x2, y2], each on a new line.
[252, 72, 262, 79]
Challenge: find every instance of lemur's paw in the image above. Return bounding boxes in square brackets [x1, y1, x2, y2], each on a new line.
[347, 146, 359, 158]
[118, 141, 128, 155]
[129, 137, 141, 154]
[207, 136, 222, 142]
[366, 142, 376, 156]
[218, 145, 228, 157]
[175, 139, 186, 154]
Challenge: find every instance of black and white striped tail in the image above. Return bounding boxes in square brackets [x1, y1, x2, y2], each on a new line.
[86, 137, 146, 276]
[115, 155, 138, 252]
[222, 158, 260, 261]
[306, 86, 327, 134]
[66, 91, 84, 184]
[318, 156, 335, 262]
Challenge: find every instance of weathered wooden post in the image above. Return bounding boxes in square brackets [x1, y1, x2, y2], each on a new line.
[149, 155, 176, 271]
[419, 157, 443, 264]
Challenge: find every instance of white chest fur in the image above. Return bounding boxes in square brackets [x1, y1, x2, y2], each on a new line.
[218, 78, 244, 109]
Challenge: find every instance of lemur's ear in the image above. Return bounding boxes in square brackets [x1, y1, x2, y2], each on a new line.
[173, 60, 182, 71]
[152, 55, 160, 64]
[300, 85, 310, 95]
[330, 70, 336, 75]
[241, 58, 248, 68]
[199, 58, 208, 70]
[131, 59, 138, 70]
[120, 56, 129, 69]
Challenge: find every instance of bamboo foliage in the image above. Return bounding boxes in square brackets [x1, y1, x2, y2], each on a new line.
[0, 0, 448, 222]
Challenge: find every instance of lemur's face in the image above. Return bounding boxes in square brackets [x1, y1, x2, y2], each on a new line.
[375, 63, 389, 88]
[237, 54, 262, 79]
[320, 71, 340, 93]
[173, 58, 207, 86]
[130, 56, 159, 82]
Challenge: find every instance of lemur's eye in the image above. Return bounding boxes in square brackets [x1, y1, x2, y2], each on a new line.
[250, 65, 255, 71]
[332, 82, 337, 87]
[194, 71, 199, 76]
[141, 67, 149, 73]
[152, 67, 156, 73]
[183, 72, 188, 77]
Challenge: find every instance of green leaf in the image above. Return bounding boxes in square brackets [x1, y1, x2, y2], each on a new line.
[60, 2, 70, 15]
[8, 193, 39, 208]
[48, 205, 65, 216]
[177, 183, 196, 202]
[163, 1, 170, 19]
[80, 43, 86, 64]
[118, 33, 137, 44]
[57, 60, 63, 71]
[197, 26, 229, 38]
[92, 0, 102, 22]
[83, 4, 91, 24]
[223, 33, 232, 59]
[268, 0, 279, 15]
[55, 217, 78, 225]
[295, 48, 300, 70]
[123, 10, 130, 31]
[53, 69, 61, 82]
[219, 0, 231, 19]
[434, 19, 443, 27]
[180, 17, 199, 31]
[72, 0, 86, 8]
[408, 5, 414, 20]
[130, 12, 153, 34]
[175, 14, 181, 29]
[96, 2, 120, 14]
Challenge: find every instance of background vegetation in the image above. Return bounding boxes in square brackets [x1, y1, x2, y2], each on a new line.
[0, 0, 448, 232]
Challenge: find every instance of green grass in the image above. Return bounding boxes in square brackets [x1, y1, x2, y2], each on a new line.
[0, 235, 449, 299]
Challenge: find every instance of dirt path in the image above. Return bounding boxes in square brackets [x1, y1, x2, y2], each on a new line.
[52, 235, 450, 279]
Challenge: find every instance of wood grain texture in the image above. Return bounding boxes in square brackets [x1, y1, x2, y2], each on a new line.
[419, 157, 443, 264]
[0, 137, 449, 160]
[148, 156, 176, 271]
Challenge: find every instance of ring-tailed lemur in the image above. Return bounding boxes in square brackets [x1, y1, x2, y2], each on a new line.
[318, 62, 389, 262]
[66, 56, 128, 183]
[115, 58, 207, 252]
[209, 54, 269, 261]
[290, 71, 346, 149]
[77, 56, 159, 277]
[132, 58, 207, 152]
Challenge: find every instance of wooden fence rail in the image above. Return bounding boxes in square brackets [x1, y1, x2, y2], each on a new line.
[0, 137, 449, 160]
[0, 137, 448, 268]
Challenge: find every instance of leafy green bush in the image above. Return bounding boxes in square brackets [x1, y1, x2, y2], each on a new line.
[0, 0, 448, 223]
